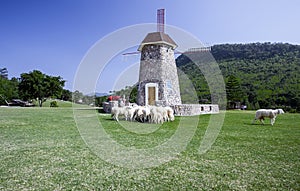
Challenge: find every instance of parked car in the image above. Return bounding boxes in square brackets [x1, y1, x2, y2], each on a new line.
[8, 99, 35, 107]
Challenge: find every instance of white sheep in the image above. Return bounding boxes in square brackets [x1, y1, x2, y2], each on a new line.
[126, 106, 136, 121]
[149, 106, 175, 124]
[142, 106, 151, 122]
[155, 112, 164, 124]
[111, 106, 134, 122]
[132, 106, 152, 123]
[133, 106, 144, 122]
[149, 107, 164, 124]
[111, 105, 176, 124]
[157, 106, 168, 121]
[164, 106, 175, 121]
[252, 109, 284, 125]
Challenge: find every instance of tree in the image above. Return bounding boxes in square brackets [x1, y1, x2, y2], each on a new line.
[129, 85, 138, 103]
[176, 43, 300, 112]
[18, 70, 65, 107]
[72, 90, 84, 103]
[226, 75, 244, 109]
[61, 89, 72, 101]
[95, 96, 107, 107]
[0, 77, 19, 105]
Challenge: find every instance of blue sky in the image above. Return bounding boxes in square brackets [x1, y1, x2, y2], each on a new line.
[1, 0, 299, 93]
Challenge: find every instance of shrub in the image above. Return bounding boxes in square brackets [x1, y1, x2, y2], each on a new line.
[50, 100, 58, 107]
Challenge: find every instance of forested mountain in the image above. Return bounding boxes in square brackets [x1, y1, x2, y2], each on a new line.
[176, 43, 300, 112]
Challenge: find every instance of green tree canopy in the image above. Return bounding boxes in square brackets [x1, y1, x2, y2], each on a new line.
[226, 75, 244, 109]
[176, 42, 300, 112]
[61, 89, 72, 101]
[18, 70, 65, 107]
[0, 77, 19, 105]
[72, 90, 84, 104]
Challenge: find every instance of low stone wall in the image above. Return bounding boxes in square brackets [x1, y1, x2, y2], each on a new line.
[172, 104, 219, 116]
[103, 101, 219, 116]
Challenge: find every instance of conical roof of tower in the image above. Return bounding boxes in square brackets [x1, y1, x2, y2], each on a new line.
[138, 32, 177, 51]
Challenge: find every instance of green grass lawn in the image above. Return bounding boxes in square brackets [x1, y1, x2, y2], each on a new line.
[0, 108, 299, 190]
[41, 99, 73, 107]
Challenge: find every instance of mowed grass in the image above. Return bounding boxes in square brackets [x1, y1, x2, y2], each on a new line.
[0, 108, 299, 190]
[41, 100, 73, 107]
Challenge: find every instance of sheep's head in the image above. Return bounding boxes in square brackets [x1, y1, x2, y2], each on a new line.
[277, 109, 284, 114]
[168, 114, 175, 121]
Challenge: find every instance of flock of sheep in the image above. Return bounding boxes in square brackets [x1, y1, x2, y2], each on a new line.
[111, 105, 285, 126]
[111, 105, 175, 124]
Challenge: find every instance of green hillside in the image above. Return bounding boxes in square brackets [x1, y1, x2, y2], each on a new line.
[176, 43, 300, 112]
[42, 99, 73, 107]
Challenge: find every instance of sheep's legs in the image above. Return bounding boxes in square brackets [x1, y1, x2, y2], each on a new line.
[270, 118, 275, 126]
[259, 118, 264, 125]
[252, 117, 264, 125]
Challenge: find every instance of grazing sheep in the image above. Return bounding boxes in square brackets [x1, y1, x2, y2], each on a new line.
[142, 106, 151, 122]
[149, 107, 157, 123]
[132, 106, 152, 123]
[125, 106, 136, 122]
[111, 106, 134, 122]
[252, 109, 284, 125]
[133, 106, 145, 122]
[165, 106, 175, 121]
[111, 105, 176, 124]
[156, 106, 168, 121]
[155, 112, 164, 124]
[149, 107, 164, 124]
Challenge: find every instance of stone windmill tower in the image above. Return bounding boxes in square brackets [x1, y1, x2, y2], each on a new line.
[137, 9, 182, 106]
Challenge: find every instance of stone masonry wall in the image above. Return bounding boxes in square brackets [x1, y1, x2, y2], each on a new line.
[138, 44, 182, 106]
[172, 104, 219, 116]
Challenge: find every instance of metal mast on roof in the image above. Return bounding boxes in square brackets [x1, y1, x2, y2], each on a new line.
[157, 9, 165, 33]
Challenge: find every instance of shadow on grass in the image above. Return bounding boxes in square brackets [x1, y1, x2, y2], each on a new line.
[244, 122, 273, 126]
[103, 118, 114, 121]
